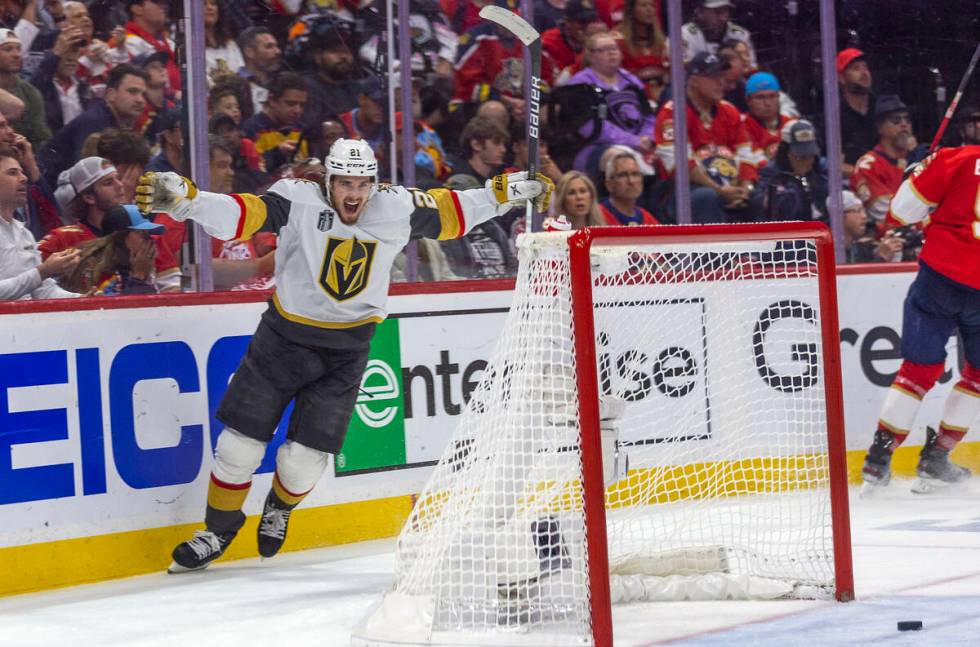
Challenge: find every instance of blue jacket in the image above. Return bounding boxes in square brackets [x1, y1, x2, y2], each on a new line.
[39, 101, 120, 187]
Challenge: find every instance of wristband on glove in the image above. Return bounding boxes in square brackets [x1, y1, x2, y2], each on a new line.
[135, 172, 198, 218]
[487, 172, 555, 214]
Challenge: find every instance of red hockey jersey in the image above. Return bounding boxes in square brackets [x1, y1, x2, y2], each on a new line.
[888, 146, 980, 289]
[852, 146, 906, 221]
[742, 113, 790, 168]
[453, 23, 525, 103]
[654, 99, 756, 181]
[38, 221, 182, 291]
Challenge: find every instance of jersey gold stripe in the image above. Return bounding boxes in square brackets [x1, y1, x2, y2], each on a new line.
[232, 193, 269, 240]
[273, 292, 383, 328]
[428, 188, 464, 240]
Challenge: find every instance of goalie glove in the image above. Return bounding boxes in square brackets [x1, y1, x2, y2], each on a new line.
[135, 172, 199, 221]
[486, 171, 555, 216]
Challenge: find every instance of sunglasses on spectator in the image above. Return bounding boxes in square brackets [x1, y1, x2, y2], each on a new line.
[886, 114, 911, 125]
[590, 45, 619, 54]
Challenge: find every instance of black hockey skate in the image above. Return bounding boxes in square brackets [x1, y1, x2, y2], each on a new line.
[168, 529, 237, 573]
[257, 492, 293, 558]
[860, 428, 895, 496]
[911, 427, 972, 494]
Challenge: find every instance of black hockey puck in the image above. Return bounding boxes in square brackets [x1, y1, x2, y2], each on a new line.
[897, 620, 923, 631]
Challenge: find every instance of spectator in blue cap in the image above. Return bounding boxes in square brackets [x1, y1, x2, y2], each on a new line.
[61, 204, 166, 295]
[743, 71, 791, 168]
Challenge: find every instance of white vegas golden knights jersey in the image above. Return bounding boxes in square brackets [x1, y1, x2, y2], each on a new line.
[185, 178, 499, 345]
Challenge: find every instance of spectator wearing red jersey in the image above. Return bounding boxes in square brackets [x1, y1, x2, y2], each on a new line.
[442, 0, 519, 36]
[452, 12, 526, 118]
[599, 148, 659, 225]
[654, 52, 755, 223]
[124, 0, 180, 95]
[541, 0, 605, 88]
[742, 72, 790, 168]
[851, 95, 918, 225]
[613, 0, 667, 101]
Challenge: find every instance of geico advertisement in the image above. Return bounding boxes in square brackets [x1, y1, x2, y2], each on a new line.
[0, 268, 962, 545]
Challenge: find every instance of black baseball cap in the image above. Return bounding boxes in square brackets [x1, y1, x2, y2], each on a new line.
[102, 205, 165, 235]
[565, 0, 599, 23]
[874, 94, 909, 121]
[687, 51, 728, 77]
[133, 50, 170, 68]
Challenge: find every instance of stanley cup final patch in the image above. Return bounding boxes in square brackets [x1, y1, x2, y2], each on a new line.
[317, 209, 334, 232]
[319, 236, 378, 301]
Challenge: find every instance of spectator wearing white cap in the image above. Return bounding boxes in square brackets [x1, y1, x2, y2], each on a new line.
[0, 28, 50, 148]
[0, 0, 41, 51]
[680, 0, 757, 70]
[0, 149, 80, 300]
[841, 189, 903, 263]
[39, 156, 182, 292]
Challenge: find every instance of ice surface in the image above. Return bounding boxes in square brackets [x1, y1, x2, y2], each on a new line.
[2, 482, 979, 647]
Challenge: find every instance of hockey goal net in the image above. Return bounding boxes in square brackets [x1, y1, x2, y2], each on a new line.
[353, 223, 853, 647]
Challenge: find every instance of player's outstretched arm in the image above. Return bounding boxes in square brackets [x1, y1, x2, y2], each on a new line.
[136, 172, 288, 242]
[408, 171, 554, 241]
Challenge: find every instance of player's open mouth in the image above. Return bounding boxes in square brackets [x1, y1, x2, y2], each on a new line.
[343, 200, 361, 216]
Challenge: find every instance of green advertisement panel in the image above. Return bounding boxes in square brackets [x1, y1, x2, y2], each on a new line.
[335, 318, 406, 474]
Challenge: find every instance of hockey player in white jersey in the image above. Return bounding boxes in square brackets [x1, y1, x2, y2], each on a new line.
[135, 139, 554, 573]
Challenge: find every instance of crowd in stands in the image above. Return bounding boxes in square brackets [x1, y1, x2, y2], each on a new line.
[1, 0, 977, 299]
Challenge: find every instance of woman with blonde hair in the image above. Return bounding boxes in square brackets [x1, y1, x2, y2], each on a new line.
[549, 170, 604, 229]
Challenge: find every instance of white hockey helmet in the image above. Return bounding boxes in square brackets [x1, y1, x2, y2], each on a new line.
[324, 138, 378, 203]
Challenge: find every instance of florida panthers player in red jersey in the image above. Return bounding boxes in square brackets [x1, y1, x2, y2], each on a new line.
[136, 139, 553, 572]
[862, 146, 980, 494]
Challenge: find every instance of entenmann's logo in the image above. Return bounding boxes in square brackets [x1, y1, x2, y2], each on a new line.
[320, 236, 377, 301]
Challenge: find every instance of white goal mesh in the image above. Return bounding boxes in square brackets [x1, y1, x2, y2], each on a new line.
[353, 226, 850, 647]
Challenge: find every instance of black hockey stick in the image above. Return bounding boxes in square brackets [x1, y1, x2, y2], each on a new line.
[479, 5, 542, 232]
[929, 41, 980, 153]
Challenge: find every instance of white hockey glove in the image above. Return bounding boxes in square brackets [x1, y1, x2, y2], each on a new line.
[135, 172, 199, 221]
[487, 171, 555, 216]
